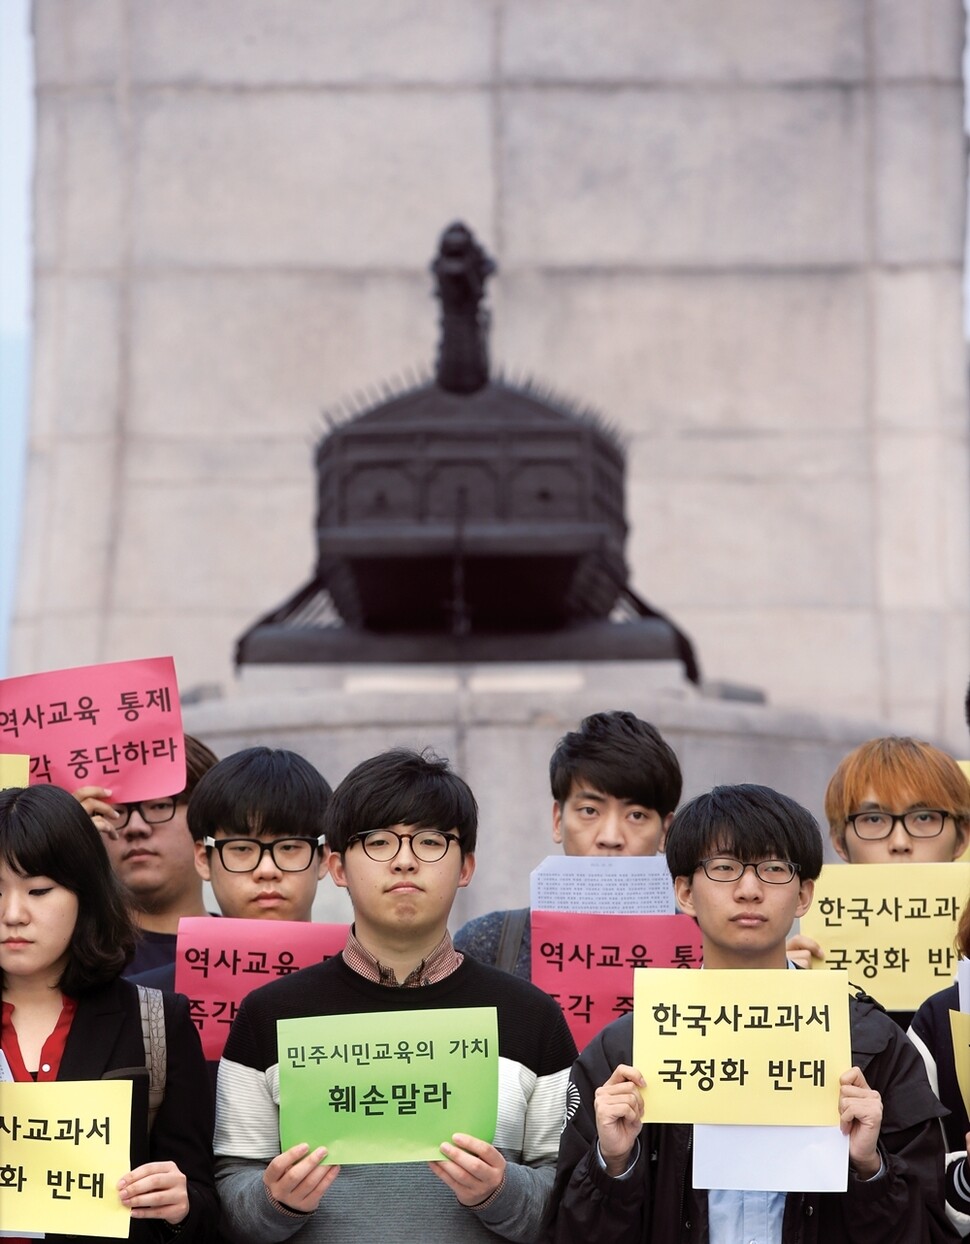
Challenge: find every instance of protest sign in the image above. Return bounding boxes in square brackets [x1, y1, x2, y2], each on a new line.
[801, 863, 970, 1011]
[278, 1007, 498, 1164]
[0, 657, 184, 800]
[0, 1080, 132, 1237]
[175, 917, 349, 1060]
[531, 911, 702, 1049]
[633, 968, 849, 1125]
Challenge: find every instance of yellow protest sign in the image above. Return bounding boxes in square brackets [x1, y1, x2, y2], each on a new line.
[633, 968, 849, 1125]
[949, 1009, 970, 1120]
[0, 1080, 132, 1237]
[0, 754, 29, 789]
[801, 862, 970, 1011]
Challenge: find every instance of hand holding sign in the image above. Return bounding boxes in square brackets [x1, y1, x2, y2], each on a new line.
[117, 1160, 188, 1225]
[839, 1067, 883, 1179]
[594, 1064, 646, 1176]
[431, 1133, 507, 1205]
[262, 1144, 337, 1214]
[75, 785, 123, 837]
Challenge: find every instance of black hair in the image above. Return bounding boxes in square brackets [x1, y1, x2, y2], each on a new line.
[664, 784, 824, 883]
[324, 749, 478, 856]
[965, 678, 970, 738]
[549, 710, 682, 815]
[179, 734, 218, 800]
[0, 785, 136, 993]
[187, 746, 332, 844]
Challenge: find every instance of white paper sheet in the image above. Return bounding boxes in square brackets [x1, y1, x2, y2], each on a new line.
[958, 957, 970, 1013]
[529, 855, 675, 914]
[693, 1124, 849, 1192]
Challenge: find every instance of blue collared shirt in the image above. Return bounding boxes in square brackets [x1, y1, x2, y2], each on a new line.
[708, 1187, 785, 1244]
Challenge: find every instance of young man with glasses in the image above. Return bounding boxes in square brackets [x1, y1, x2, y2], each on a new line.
[214, 748, 577, 1244]
[824, 737, 970, 866]
[789, 737, 970, 1011]
[549, 784, 953, 1243]
[131, 745, 333, 993]
[75, 733, 219, 975]
[188, 745, 331, 926]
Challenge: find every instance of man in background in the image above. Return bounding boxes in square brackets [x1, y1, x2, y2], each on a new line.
[454, 711, 682, 978]
[76, 732, 218, 975]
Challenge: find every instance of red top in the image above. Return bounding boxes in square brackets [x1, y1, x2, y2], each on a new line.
[1, 995, 78, 1081]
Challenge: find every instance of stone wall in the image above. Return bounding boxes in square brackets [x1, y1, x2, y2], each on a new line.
[13, 1, 970, 746]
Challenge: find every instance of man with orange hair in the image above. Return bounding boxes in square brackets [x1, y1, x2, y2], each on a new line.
[824, 736, 970, 866]
[792, 736, 970, 1030]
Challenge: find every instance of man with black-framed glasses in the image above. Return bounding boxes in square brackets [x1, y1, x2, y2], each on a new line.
[788, 737, 970, 1008]
[75, 733, 219, 976]
[129, 746, 332, 996]
[825, 737, 970, 868]
[214, 747, 577, 1244]
[188, 746, 331, 927]
[549, 784, 954, 1244]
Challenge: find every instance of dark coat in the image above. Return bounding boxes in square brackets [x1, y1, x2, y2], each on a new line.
[50, 976, 218, 1243]
[548, 995, 958, 1243]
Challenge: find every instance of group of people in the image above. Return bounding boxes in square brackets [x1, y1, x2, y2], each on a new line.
[2, 692, 970, 1242]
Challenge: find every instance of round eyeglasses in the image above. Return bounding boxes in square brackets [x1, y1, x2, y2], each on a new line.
[204, 836, 324, 873]
[845, 809, 949, 841]
[699, 857, 799, 884]
[105, 797, 179, 830]
[349, 829, 460, 863]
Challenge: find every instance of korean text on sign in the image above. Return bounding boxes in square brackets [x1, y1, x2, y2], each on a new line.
[278, 1007, 498, 1165]
[801, 862, 970, 1011]
[175, 917, 349, 1060]
[531, 911, 702, 1050]
[0, 656, 184, 801]
[0, 1080, 132, 1238]
[632, 968, 850, 1126]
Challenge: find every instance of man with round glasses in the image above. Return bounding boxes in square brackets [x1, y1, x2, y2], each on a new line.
[214, 748, 577, 1244]
[75, 733, 219, 975]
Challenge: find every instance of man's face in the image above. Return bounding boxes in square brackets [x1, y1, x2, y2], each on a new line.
[100, 797, 198, 913]
[328, 824, 474, 947]
[195, 832, 327, 922]
[553, 782, 671, 856]
[674, 851, 814, 970]
[833, 787, 969, 864]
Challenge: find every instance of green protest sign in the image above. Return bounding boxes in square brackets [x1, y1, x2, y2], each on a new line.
[278, 1006, 498, 1164]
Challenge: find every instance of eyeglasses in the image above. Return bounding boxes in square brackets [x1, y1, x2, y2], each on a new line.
[107, 797, 179, 830]
[204, 836, 325, 873]
[698, 857, 800, 884]
[845, 810, 950, 841]
[348, 829, 460, 863]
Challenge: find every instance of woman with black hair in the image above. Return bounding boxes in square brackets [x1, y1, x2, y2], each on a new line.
[0, 784, 218, 1242]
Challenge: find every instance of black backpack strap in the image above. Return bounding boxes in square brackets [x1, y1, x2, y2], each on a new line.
[136, 984, 167, 1130]
[495, 908, 529, 974]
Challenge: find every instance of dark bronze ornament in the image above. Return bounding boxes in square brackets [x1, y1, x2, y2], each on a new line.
[237, 223, 698, 680]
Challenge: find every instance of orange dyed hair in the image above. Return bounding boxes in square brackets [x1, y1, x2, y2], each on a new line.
[824, 736, 970, 848]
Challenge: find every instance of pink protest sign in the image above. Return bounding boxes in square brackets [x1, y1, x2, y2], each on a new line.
[175, 917, 350, 1060]
[0, 656, 184, 801]
[531, 911, 703, 1050]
